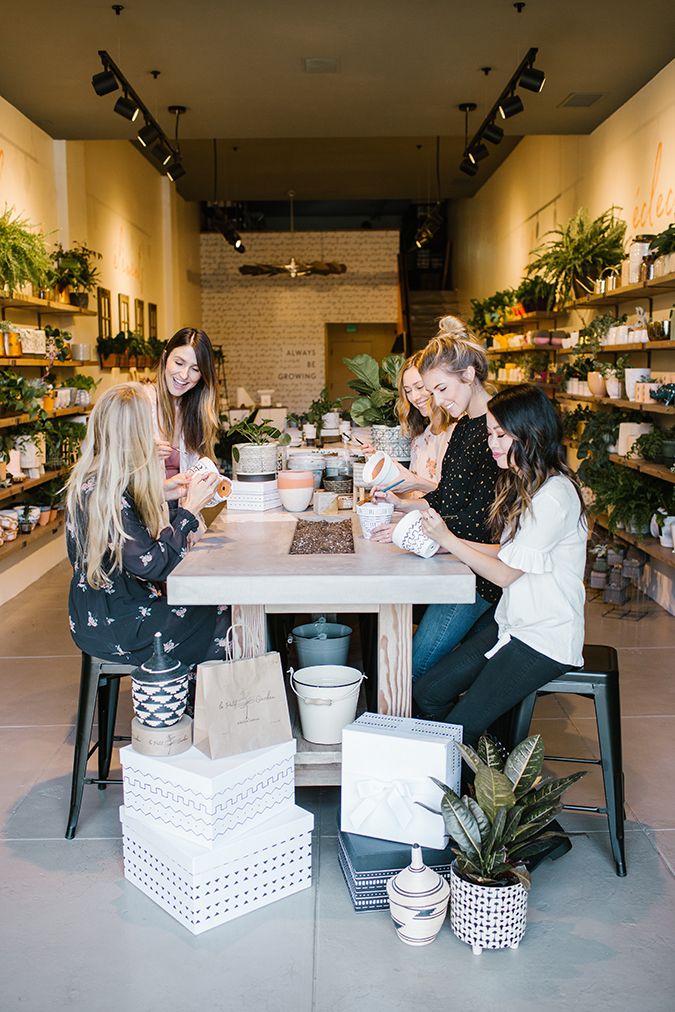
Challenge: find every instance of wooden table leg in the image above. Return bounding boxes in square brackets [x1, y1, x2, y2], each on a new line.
[377, 603, 412, 716]
[231, 604, 267, 658]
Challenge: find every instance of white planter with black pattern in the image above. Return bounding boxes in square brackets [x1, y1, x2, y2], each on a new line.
[449, 864, 528, 955]
[371, 424, 411, 461]
[131, 633, 190, 729]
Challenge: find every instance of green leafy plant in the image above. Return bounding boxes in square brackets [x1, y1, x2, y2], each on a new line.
[285, 411, 307, 428]
[0, 206, 51, 294]
[520, 349, 551, 381]
[224, 411, 291, 463]
[649, 224, 675, 258]
[561, 404, 593, 440]
[0, 369, 43, 417]
[559, 354, 596, 381]
[606, 355, 628, 381]
[513, 275, 556, 313]
[577, 313, 626, 358]
[527, 207, 627, 307]
[62, 374, 99, 393]
[306, 387, 344, 432]
[147, 334, 167, 364]
[44, 325, 73, 362]
[342, 352, 405, 427]
[468, 288, 516, 335]
[49, 242, 101, 293]
[430, 735, 585, 889]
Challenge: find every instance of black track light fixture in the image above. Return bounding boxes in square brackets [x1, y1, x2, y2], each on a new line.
[138, 122, 160, 148]
[414, 202, 444, 248]
[468, 142, 489, 165]
[114, 93, 140, 122]
[166, 161, 186, 182]
[498, 93, 524, 119]
[92, 69, 118, 96]
[483, 122, 504, 144]
[151, 142, 172, 166]
[519, 65, 546, 93]
[208, 205, 246, 255]
[459, 158, 478, 177]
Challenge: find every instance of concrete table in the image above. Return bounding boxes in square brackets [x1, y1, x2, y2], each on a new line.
[168, 510, 475, 783]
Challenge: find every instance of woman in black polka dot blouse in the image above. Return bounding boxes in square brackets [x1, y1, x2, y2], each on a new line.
[371, 316, 501, 678]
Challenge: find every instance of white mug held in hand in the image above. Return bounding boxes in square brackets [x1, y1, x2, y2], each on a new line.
[392, 510, 440, 558]
[187, 457, 232, 506]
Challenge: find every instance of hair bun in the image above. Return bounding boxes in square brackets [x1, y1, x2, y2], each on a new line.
[437, 315, 469, 340]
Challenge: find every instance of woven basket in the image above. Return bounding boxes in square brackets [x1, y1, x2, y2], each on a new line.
[449, 864, 528, 955]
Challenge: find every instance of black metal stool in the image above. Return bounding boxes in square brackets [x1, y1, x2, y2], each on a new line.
[65, 653, 134, 840]
[509, 644, 626, 877]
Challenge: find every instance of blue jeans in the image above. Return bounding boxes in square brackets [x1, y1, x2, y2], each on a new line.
[411, 595, 493, 682]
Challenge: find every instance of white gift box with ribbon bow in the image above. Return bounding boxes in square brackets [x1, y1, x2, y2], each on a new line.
[340, 713, 462, 849]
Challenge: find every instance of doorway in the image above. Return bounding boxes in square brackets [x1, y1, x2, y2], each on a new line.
[325, 323, 399, 402]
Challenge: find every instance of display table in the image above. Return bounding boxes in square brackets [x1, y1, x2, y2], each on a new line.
[167, 510, 475, 784]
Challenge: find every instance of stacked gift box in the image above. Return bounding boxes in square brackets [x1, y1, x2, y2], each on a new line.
[119, 737, 313, 934]
[227, 478, 281, 512]
[337, 713, 462, 912]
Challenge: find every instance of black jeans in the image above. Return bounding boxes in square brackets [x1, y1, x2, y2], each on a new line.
[412, 617, 575, 747]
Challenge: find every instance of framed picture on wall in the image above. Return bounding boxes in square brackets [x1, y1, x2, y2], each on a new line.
[118, 293, 130, 333]
[134, 298, 145, 336]
[148, 303, 158, 340]
[97, 287, 112, 339]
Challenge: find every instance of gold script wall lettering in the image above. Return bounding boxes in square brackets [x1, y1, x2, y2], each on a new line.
[112, 225, 143, 285]
[632, 143, 674, 230]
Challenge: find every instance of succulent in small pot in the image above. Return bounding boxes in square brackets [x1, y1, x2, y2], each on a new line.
[429, 734, 585, 954]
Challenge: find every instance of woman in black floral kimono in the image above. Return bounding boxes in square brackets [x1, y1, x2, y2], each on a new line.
[66, 382, 230, 665]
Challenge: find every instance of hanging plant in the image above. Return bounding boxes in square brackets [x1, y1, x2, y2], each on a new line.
[0, 206, 51, 295]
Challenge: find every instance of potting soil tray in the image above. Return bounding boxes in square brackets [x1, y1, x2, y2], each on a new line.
[289, 519, 355, 555]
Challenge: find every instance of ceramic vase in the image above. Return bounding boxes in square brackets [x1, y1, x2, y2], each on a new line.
[277, 470, 315, 512]
[371, 424, 412, 461]
[449, 864, 528, 955]
[386, 844, 450, 946]
[131, 633, 191, 729]
[605, 375, 622, 399]
[587, 372, 607, 397]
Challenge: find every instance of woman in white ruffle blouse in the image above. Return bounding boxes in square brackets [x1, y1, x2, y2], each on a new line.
[413, 383, 587, 747]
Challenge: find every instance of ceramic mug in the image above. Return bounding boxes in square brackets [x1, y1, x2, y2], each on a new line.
[187, 457, 232, 506]
[363, 451, 400, 487]
[392, 510, 440, 558]
[356, 501, 394, 540]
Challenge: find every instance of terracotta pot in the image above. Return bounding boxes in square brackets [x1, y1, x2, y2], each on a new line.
[100, 354, 118, 368]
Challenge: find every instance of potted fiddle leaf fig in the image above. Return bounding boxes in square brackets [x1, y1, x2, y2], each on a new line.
[430, 734, 585, 955]
[343, 351, 411, 459]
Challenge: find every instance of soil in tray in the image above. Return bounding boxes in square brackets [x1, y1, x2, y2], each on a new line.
[289, 519, 355, 555]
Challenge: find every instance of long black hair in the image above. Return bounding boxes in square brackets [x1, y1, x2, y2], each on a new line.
[488, 384, 585, 539]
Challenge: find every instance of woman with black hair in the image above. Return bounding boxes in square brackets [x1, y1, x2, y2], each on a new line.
[413, 384, 587, 747]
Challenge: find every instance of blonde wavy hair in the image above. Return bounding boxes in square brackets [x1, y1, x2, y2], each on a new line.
[417, 315, 490, 389]
[395, 352, 450, 438]
[156, 328, 220, 458]
[66, 383, 165, 589]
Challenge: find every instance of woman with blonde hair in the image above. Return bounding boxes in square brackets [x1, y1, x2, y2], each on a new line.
[371, 315, 501, 677]
[388, 352, 453, 497]
[66, 383, 229, 665]
[149, 327, 220, 479]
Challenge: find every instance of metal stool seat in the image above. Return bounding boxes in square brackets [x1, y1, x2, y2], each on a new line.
[509, 644, 626, 877]
[65, 653, 135, 839]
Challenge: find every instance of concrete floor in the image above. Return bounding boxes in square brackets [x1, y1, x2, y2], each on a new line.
[1, 560, 675, 1011]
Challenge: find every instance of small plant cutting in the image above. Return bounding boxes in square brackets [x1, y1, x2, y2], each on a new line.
[527, 207, 627, 308]
[342, 353, 405, 427]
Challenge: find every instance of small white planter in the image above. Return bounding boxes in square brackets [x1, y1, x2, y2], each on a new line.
[606, 375, 622, 399]
[449, 864, 528, 955]
[371, 424, 412, 461]
[233, 442, 278, 475]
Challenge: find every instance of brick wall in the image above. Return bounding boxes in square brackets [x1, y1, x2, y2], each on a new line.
[200, 230, 400, 411]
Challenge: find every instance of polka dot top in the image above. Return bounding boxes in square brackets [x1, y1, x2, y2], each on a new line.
[426, 414, 501, 604]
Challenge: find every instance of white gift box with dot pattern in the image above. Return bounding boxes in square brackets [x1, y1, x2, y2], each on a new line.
[120, 804, 313, 935]
[120, 740, 296, 849]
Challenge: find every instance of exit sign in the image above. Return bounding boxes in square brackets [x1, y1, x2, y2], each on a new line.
[346, 324, 358, 332]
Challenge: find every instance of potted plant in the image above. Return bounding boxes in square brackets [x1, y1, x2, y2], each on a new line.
[0, 320, 23, 358]
[43, 325, 73, 363]
[513, 275, 556, 313]
[222, 411, 291, 475]
[343, 352, 411, 459]
[18, 504, 33, 535]
[147, 334, 167, 366]
[67, 373, 99, 407]
[306, 387, 344, 436]
[430, 734, 585, 954]
[0, 369, 42, 418]
[0, 206, 51, 296]
[527, 207, 627, 307]
[630, 428, 675, 467]
[649, 224, 675, 277]
[605, 355, 628, 400]
[48, 242, 101, 309]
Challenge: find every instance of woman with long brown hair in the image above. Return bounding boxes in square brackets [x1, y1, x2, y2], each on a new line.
[413, 384, 587, 746]
[391, 352, 453, 497]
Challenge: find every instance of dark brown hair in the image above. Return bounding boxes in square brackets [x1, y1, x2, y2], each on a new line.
[156, 328, 219, 457]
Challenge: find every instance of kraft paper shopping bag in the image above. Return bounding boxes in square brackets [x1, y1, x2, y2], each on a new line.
[194, 651, 293, 759]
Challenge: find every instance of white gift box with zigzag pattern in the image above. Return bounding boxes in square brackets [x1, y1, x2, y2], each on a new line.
[120, 740, 296, 849]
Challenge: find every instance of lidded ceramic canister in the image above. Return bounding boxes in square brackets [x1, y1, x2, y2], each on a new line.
[386, 844, 450, 946]
[131, 632, 191, 728]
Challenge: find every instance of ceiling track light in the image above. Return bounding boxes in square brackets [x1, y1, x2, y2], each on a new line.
[458, 47, 543, 177]
[91, 50, 184, 181]
[414, 201, 444, 249]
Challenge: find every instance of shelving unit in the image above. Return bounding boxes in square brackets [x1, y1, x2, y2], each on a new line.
[564, 271, 675, 311]
[0, 518, 64, 564]
[0, 357, 97, 368]
[592, 514, 674, 570]
[557, 340, 673, 356]
[556, 393, 675, 414]
[0, 466, 71, 505]
[0, 406, 92, 430]
[0, 293, 96, 319]
[608, 453, 675, 485]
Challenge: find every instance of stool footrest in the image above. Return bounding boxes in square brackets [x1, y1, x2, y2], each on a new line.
[545, 754, 601, 766]
[84, 777, 123, 786]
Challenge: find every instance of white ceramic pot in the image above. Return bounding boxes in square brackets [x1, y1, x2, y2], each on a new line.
[386, 845, 450, 946]
[278, 486, 314, 513]
[321, 411, 340, 431]
[363, 450, 400, 487]
[187, 456, 232, 506]
[371, 424, 412, 461]
[233, 442, 278, 475]
[449, 864, 528, 955]
[606, 375, 622, 399]
[302, 423, 317, 443]
[356, 501, 394, 540]
[392, 510, 440, 558]
[624, 368, 651, 402]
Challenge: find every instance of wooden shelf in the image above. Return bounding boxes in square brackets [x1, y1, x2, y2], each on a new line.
[486, 344, 556, 357]
[608, 454, 675, 485]
[0, 467, 71, 505]
[0, 357, 97, 368]
[0, 294, 96, 317]
[498, 311, 559, 329]
[592, 514, 675, 570]
[556, 393, 675, 414]
[556, 341, 675, 356]
[0, 518, 64, 564]
[563, 272, 675, 311]
[493, 380, 557, 390]
[0, 406, 92, 430]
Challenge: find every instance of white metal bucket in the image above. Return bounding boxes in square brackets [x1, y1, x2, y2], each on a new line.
[290, 665, 364, 745]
